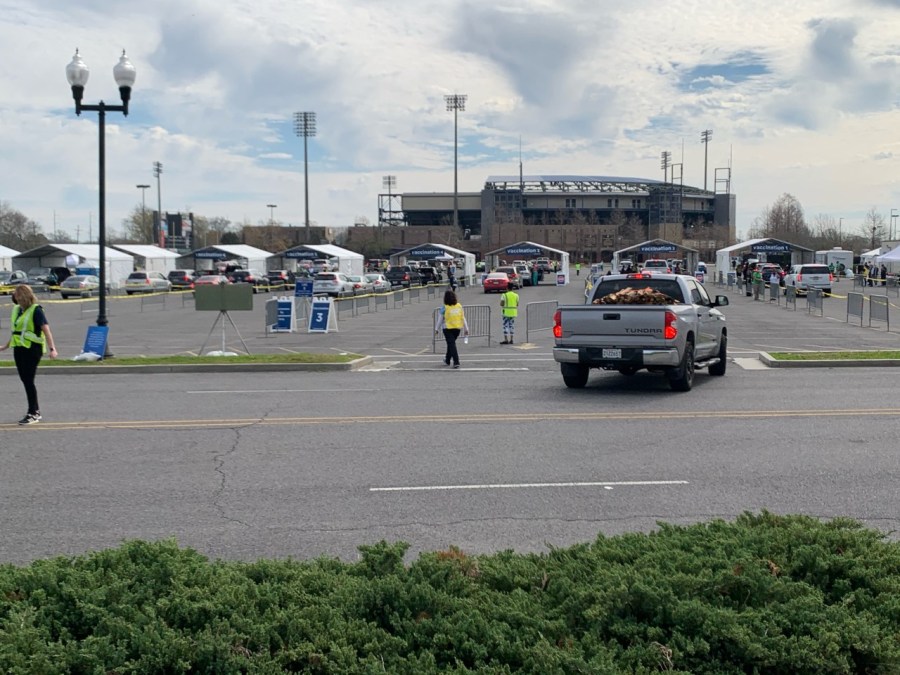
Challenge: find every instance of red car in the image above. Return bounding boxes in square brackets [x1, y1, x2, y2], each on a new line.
[194, 274, 231, 286]
[495, 266, 523, 289]
[483, 272, 510, 293]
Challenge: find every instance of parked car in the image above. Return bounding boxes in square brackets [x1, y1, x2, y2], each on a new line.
[483, 272, 510, 293]
[230, 269, 269, 293]
[365, 273, 391, 293]
[60, 274, 101, 299]
[27, 267, 53, 283]
[313, 272, 354, 297]
[194, 274, 231, 286]
[642, 259, 671, 273]
[515, 264, 532, 286]
[0, 270, 29, 290]
[347, 275, 375, 295]
[495, 266, 523, 289]
[312, 258, 337, 273]
[783, 264, 833, 296]
[125, 271, 172, 295]
[265, 270, 296, 287]
[168, 269, 200, 289]
[417, 266, 443, 285]
[385, 265, 423, 288]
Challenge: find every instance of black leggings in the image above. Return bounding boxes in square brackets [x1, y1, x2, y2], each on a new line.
[14, 344, 43, 414]
[443, 328, 460, 366]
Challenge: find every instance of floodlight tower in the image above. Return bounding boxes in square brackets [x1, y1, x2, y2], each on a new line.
[444, 94, 467, 231]
[293, 111, 317, 234]
[700, 129, 713, 191]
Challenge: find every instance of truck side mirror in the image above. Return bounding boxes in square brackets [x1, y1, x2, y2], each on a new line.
[714, 295, 729, 307]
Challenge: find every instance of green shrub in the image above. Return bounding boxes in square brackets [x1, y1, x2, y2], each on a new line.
[1, 513, 899, 673]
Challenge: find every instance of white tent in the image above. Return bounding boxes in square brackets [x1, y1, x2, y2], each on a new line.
[861, 246, 888, 260]
[391, 243, 477, 286]
[14, 244, 134, 288]
[279, 244, 364, 276]
[0, 244, 19, 270]
[483, 241, 569, 284]
[185, 244, 272, 274]
[111, 244, 181, 274]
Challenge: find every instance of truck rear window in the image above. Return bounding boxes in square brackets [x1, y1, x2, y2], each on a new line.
[593, 279, 686, 304]
[800, 266, 830, 274]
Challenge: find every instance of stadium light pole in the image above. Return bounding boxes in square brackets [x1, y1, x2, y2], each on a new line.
[444, 94, 467, 231]
[267, 203, 277, 226]
[66, 48, 136, 345]
[136, 184, 150, 243]
[891, 209, 898, 240]
[153, 161, 164, 247]
[839, 217, 843, 248]
[293, 111, 317, 236]
[660, 151, 671, 182]
[700, 129, 712, 191]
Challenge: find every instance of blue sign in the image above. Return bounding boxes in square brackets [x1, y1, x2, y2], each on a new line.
[639, 244, 677, 253]
[285, 249, 319, 259]
[751, 241, 792, 253]
[83, 325, 109, 358]
[407, 247, 445, 258]
[506, 246, 542, 256]
[309, 299, 332, 333]
[195, 249, 227, 260]
[295, 279, 314, 297]
[75, 266, 99, 276]
[275, 298, 294, 332]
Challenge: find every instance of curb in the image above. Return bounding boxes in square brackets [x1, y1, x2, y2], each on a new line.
[0, 356, 374, 376]
[758, 352, 900, 368]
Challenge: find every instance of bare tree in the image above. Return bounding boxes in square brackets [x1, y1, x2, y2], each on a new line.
[0, 201, 47, 250]
[121, 204, 155, 243]
[861, 207, 886, 248]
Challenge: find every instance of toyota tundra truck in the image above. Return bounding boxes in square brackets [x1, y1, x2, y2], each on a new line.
[552, 272, 729, 391]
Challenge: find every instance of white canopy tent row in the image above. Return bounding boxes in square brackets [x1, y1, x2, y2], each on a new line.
[278, 244, 364, 276]
[0, 244, 19, 271]
[390, 243, 477, 286]
[614, 239, 698, 273]
[111, 244, 181, 275]
[483, 242, 570, 285]
[13, 244, 134, 288]
[182, 244, 273, 275]
[715, 238, 814, 275]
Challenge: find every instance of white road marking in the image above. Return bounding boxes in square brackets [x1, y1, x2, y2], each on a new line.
[186, 388, 380, 394]
[371, 480, 689, 492]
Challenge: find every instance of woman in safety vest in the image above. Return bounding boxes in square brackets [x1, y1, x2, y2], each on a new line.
[434, 289, 468, 369]
[0, 285, 58, 424]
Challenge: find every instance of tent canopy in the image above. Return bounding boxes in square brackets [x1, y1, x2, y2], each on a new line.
[280, 244, 364, 275]
[877, 245, 900, 262]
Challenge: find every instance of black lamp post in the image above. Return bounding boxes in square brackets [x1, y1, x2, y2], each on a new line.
[66, 48, 136, 345]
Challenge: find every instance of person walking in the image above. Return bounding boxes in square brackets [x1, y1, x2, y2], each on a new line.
[434, 289, 468, 369]
[0, 284, 58, 424]
[499, 285, 519, 344]
[575, 261, 581, 277]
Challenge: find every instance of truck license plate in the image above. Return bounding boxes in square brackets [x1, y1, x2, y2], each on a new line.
[602, 349, 622, 359]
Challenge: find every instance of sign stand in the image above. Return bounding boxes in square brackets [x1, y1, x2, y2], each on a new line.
[308, 297, 338, 333]
[199, 311, 250, 356]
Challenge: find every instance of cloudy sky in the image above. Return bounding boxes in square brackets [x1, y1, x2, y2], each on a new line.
[2, 0, 899, 242]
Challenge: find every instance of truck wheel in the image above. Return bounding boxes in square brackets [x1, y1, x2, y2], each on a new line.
[561, 363, 589, 389]
[618, 366, 639, 376]
[708, 335, 727, 376]
[668, 340, 694, 392]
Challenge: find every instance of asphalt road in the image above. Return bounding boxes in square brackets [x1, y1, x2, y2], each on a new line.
[2, 270, 900, 565]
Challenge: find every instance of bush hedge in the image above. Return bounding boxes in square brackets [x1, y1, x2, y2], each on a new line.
[2, 512, 899, 673]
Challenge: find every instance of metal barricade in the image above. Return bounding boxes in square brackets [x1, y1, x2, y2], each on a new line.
[180, 291, 195, 307]
[726, 272, 735, 289]
[768, 281, 779, 303]
[854, 274, 865, 288]
[886, 277, 899, 297]
[869, 295, 890, 330]
[524, 300, 558, 343]
[847, 292, 864, 326]
[373, 294, 389, 312]
[784, 286, 797, 310]
[431, 304, 492, 352]
[140, 293, 166, 312]
[426, 285, 437, 300]
[717, 270, 724, 286]
[409, 287, 421, 303]
[806, 288, 824, 316]
[355, 295, 372, 315]
[393, 289, 406, 309]
[335, 296, 355, 319]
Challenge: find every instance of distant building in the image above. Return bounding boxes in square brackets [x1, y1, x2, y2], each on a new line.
[377, 174, 736, 262]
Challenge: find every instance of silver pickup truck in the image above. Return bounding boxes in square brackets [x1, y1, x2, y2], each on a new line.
[553, 273, 729, 391]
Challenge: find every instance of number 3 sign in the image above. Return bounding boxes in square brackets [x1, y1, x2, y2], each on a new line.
[308, 298, 338, 333]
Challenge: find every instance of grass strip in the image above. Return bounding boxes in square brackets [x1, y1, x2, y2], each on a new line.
[768, 350, 900, 361]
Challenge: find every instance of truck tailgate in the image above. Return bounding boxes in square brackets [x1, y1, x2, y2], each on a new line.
[558, 306, 671, 347]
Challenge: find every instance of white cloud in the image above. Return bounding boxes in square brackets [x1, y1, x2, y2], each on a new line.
[2, 0, 900, 241]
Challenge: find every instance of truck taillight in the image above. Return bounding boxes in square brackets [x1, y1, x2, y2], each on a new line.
[796, 273, 802, 282]
[829, 273, 834, 281]
[553, 310, 562, 338]
[664, 311, 677, 340]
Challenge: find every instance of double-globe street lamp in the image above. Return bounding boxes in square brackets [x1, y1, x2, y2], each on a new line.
[66, 48, 136, 347]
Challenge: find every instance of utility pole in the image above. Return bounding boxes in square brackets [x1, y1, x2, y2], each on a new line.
[136, 184, 150, 243]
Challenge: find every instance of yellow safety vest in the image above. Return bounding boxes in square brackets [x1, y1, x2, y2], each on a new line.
[444, 303, 464, 329]
[501, 291, 519, 317]
[10, 304, 46, 351]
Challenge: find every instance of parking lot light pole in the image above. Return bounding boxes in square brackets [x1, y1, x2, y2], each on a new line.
[293, 112, 316, 237]
[136, 184, 150, 242]
[67, 48, 136, 343]
[444, 94, 467, 232]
